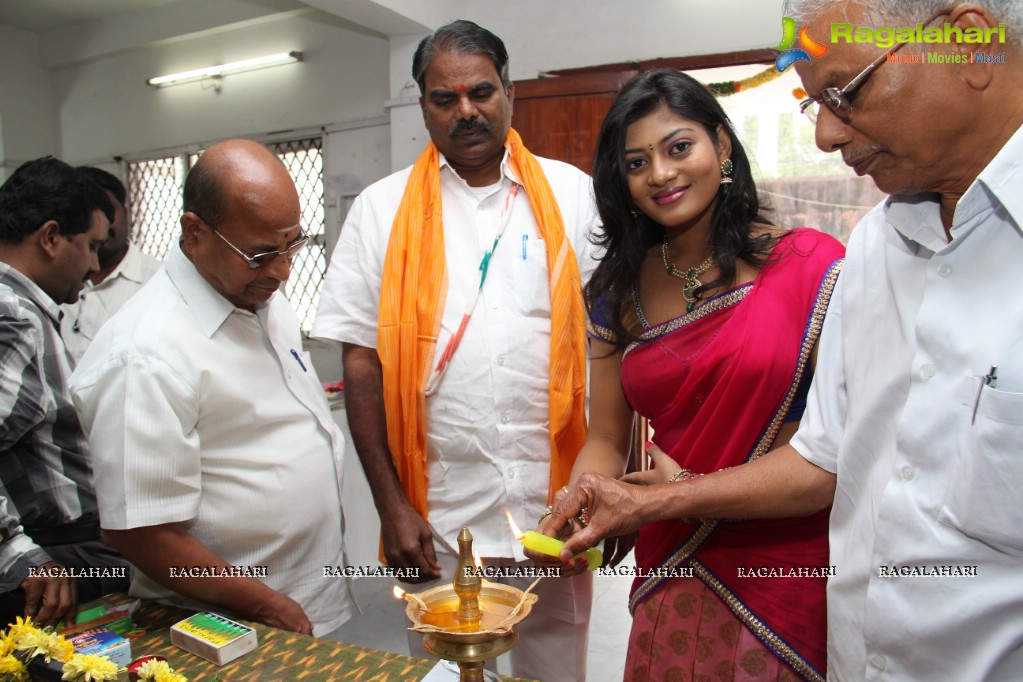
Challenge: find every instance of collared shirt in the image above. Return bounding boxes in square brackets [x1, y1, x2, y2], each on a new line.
[313, 151, 601, 559]
[70, 246, 354, 636]
[791, 123, 1023, 680]
[0, 262, 97, 590]
[61, 241, 162, 362]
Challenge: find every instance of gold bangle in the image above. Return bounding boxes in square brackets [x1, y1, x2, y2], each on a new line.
[669, 468, 696, 483]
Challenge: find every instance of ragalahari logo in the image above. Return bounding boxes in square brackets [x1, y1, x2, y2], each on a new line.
[774, 17, 829, 71]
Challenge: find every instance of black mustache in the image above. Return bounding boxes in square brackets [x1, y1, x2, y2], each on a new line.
[449, 118, 490, 136]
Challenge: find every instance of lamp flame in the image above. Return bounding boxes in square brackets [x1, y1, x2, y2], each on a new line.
[392, 585, 406, 600]
[504, 508, 525, 540]
[473, 550, 484, 570]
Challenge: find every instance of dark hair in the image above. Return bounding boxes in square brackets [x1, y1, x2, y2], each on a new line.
[77, 166, 127, 208]
[182, 154, 227, 226]
[587, 68, 775, 344]
[0, 156, 114, 245]
[412, 20, 511, 95]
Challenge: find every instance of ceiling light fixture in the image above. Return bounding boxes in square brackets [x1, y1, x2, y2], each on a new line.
[147, 51, 303, 88]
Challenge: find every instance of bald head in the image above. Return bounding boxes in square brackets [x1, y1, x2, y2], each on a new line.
[184, 139, 299, 229]
[180, 139, 304, 311]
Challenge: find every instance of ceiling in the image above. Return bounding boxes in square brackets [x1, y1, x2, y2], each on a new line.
[0, 0, 182, 33]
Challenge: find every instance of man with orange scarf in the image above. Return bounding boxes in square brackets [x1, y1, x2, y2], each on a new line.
[314, 20, 599, 682]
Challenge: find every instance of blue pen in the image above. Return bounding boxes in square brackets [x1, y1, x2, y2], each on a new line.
[522, 234, 528, 260]
[289, 348, 308, 372]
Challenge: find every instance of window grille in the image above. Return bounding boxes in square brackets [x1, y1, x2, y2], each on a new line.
[127, 137, 325, 331]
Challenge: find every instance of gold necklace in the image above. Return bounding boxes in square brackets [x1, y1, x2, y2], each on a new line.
[662, 239, 715, 312]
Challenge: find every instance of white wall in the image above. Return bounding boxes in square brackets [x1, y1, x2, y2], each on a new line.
[51, 10, 390, 164]
[0, 24, 56, 173]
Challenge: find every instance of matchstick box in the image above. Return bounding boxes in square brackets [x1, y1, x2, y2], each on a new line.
[170, 612, 258, 665]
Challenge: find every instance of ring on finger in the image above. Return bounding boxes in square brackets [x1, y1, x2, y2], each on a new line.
[576, 507, 591, 528]
[538, 504, 554, 524]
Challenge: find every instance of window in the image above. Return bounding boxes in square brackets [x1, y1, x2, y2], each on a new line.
[127, 137, 326, 331]
[692, 63, 886, 243]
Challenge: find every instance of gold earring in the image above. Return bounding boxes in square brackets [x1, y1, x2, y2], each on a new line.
[719, 158, 733, 196]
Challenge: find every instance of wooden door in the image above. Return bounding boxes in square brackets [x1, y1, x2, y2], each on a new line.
[511, 71, 635, 174]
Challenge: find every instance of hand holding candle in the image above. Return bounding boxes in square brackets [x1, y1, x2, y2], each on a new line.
[505, 510, 603, 571]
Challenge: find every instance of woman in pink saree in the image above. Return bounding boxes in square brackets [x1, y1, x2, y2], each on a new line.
[546, 70, 844, 681]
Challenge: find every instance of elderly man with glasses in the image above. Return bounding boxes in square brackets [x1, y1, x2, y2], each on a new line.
[550, 1, 1023, 679]
[69, 139, 355, 637]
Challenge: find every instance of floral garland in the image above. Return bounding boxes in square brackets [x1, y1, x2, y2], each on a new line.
[706, 66, 784, 97]
[0, 617, 188, 682]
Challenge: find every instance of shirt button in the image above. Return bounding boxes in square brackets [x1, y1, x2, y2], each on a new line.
[871, 654, 887, 670]
[501, 414, 510, 424]
[938, 264, 953, 277]
[901, 466, 915, 481]
[922, 364, 936, 379]
[497, 356, 506, 366]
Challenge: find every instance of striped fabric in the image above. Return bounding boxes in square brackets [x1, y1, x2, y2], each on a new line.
[0, 262, 97, 588]
[377, 129, 588, 521]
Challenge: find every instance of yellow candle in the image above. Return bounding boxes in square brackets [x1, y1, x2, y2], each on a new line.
[520, 531, 603, 571]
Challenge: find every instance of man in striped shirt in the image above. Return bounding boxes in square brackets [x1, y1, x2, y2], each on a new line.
[0, 157, 128, 627]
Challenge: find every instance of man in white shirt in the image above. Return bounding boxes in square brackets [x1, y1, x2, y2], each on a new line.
[70, 139, 354, 636]
[313, 20, 599, 682]
[553, 1, 1023, 679]
[61, 167, 161, 363]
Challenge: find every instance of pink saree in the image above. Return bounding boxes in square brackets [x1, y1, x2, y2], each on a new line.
[591, 229, 844, 681]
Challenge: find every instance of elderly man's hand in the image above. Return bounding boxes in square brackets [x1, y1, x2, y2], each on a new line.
[250, 589, 313, 635]
[380, 499, 442, 584]
[20, 562, 77, 626]
[548, 473, 655, 560]
[523, 505, 590, 578]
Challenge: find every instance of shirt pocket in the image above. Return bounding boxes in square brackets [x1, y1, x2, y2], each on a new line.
[940, 375, 1023, 556]
[511, 236, 551, 318]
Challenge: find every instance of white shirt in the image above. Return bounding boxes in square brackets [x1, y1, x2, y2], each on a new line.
[791, 123, 1023, 680]
[70, 246, 354, 636]
[61, 242, 162, 362]
[313, 151, 600, 559]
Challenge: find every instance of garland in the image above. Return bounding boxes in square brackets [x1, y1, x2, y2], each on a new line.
[706, 65, 784, 96]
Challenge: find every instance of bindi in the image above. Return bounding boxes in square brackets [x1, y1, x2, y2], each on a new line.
[455, 84, 467, 94]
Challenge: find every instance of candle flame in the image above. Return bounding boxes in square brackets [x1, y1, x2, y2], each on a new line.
[504, 508, 524, 540]
[392, 585, 406, 600]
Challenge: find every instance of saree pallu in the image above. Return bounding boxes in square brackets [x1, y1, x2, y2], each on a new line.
[611, 229, 844, 681]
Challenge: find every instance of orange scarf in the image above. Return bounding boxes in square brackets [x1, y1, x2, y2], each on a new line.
[377, 129, 588, 521]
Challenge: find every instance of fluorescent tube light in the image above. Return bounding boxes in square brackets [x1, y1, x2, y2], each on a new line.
[147, 51, 303, 88]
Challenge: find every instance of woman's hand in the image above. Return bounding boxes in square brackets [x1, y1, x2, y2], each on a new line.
[620, 443, 679, 486]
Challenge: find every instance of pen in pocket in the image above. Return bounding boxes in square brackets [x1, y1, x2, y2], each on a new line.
[290, 348, 308, 372]
[522, 234, 528, 260]
[970, 364, 997, 424]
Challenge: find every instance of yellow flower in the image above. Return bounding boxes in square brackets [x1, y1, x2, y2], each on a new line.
[0, 630, 17, 657]
[155, 673, 188, 682]
[14, 627, 54, 661]
[49, 636, 74, 663]
[0, 653, 26, 674]
[60, 653, 119, 681]
[6, 618, 34, 643]
[136, 659, 172, 679]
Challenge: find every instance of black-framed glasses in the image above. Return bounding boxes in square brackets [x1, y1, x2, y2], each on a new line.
[799, 10, 949, 124]
[193, 213, 309, 269]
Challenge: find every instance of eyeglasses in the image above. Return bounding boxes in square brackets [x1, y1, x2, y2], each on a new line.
[193, 212, 309, 269]
[799, 10, 948, 124]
